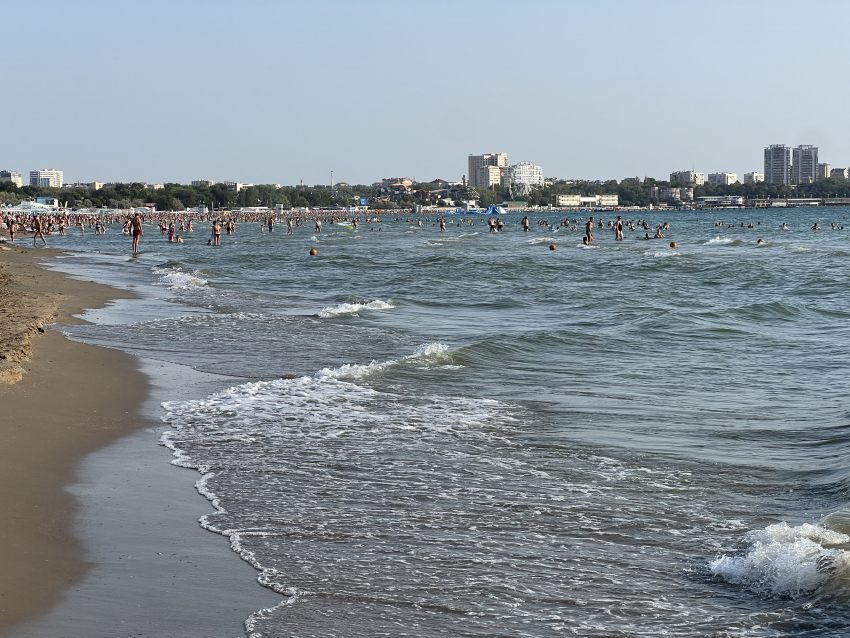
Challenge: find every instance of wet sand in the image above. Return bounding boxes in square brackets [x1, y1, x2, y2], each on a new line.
[0, 247, 280, 636]
[0, 246, 144, 631]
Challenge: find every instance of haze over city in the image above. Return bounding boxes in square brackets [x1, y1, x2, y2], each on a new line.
[4, 0, 850, 185]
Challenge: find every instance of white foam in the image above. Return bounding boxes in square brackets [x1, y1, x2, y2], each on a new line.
[645, 251, 681, 258]
[710, 522, 850, 598]
[318, 299, 396, 318]
[152, 266, 209, 289]
[528, 237, 557, 245]
[706, 237, 733, 245]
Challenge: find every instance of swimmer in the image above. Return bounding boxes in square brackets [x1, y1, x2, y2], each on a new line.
[812, 222, 821, 230]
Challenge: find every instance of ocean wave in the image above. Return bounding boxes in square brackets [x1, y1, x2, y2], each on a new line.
[706, 237, 735, 245]
[318, 299, 396, 318]
[152, 266, 209, 289]
[645, 250, 681, 258]
[528, 237, 558, 245]
[710, 522, 850, 599]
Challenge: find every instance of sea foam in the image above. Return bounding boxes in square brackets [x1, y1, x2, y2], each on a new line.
[710, 522, 850, 599]
[152, 266, 209, 290]
[318, 299, 396, 318]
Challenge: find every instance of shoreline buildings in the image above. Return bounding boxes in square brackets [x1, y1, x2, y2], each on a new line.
[29, 168, 63, 188]
[0, 170, 22, 187]
[670, 170, 705, 186]
[467, 153, 508, 188]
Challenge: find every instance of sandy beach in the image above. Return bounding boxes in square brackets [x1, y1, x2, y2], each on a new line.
[0, 246, 145, 630]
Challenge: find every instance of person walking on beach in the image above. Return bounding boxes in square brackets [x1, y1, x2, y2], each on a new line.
[32, 216, 47, 247]
[585, 216, 594, 244]
[131, 213, 143, 253]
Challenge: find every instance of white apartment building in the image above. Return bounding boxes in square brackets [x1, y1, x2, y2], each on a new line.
[650, 187, 694, 202]
[467, 153, 508, 188]
[791, 145, 818, 184]
[707, 172, 738, 186]
[552, 193, 618, 207]
[29, 168, 63, 188]
[191, 179, 215, 187]
[817, 163, 831, 179]
[502, 161, 543, 188]
[670, 170, 705, 186]
[764, 145, 790, 185]
[744, 172, 764, 184]
[223, 181, 252, 192]
[477, 165, 503, 189]
[0, 170, 22, 187]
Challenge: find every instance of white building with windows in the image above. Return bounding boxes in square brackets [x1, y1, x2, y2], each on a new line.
[467, 153, 508, 188]
[791, 145, 818, 185]
[191, 179, 215, 187]
[707, 172, 738, 186]
[0, 170, 22, 187]
[29, 168, 63, 188]
[764, 145, 790, 185]
[817, 163, 831, 179]
[670, 170, 705, 186]
[502, 162, 543, 188]
[477, 165, 503, 188]
[744, 172, 764, 184]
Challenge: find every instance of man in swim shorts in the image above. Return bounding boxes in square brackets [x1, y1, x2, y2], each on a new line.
[131, 213, 143, 253]
[585, 217, 594, 245]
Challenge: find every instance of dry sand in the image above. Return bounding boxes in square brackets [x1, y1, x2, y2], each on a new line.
[0, 246, 146, 631]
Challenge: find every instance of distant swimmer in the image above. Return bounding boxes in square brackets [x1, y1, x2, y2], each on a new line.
[316, 220, 322, 233]
[585, 216, 594, 244]
[779, 223, 790, 230]
[522, 216, 530, 232]
[812, 222, 822, 230]
[131, 212, 143, 253]
[757, 238, 765, 244]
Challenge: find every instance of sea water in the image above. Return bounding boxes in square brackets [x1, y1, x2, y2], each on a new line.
[49, 210, 850, 636]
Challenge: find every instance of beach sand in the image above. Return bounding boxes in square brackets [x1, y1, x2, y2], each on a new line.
[0, 247, 280, 636]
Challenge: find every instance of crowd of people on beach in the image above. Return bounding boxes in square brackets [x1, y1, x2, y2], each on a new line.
[1, 208, 847, 254]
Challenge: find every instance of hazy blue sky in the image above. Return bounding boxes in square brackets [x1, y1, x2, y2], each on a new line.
[4, 0, 849, 185]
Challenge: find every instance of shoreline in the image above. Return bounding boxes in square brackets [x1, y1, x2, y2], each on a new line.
[0, 247, 280, 636]
[0, 246, 146, 631]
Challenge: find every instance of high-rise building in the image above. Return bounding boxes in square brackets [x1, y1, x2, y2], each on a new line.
[744, 172, 765, 184]
[791, 145, 818, 184]
[0, 170, 22, 187]
[502, 162, 543, 188]
[670, 170, 705, 186]
[817, 163, 831, 179]
[707, 172, 737, 186]
[29, 168, 63, 188]
[764, 145, 790, 185]
[832, 168, 849, 180]
[467, 153, 508, 188]
[477, 165, 502, 188]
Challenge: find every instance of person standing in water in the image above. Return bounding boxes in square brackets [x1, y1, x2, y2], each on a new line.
[287, 218, 294, 234]
[131, 212, 143, 253]
[585, 216, 594, 244]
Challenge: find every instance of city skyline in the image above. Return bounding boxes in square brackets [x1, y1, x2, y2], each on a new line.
[4, 0, 850, 185]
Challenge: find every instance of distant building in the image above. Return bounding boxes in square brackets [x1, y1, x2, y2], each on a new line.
[467, 153, 508, 188]
[191, 179, 215, 187]
[744, 172, 764, 184]
[63, 181, 104, 190]
[650, 187, 694, 202]
[552, 194, 618, 208]
[817, 163, 831, 179]
[29, 168, 63, 188]
[502, 162, 543, 188]
[764, 144, 790, 185]
[791, 145, 818, 184]
[381, 177, 413, 192]
[475, 165, 501, 189]
[670, 170, 705, 186]
[223, 181, 251, 192]
[147, 183, 164, 190]
[832, 168, 849, 180]
[0, 170, 22, 187]
[35, 197, 59, 206]
[707, 172, 737, 186]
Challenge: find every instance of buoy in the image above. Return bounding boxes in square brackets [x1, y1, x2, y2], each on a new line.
[670, 242, 677, 248]
[309, 248, 317, 255]
[549, 244, 556, 251]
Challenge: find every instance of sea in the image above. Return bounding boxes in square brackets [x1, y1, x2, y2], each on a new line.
[38, 208, 850, 637]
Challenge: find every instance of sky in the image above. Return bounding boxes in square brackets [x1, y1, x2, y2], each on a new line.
[4, 0, 850, 186]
